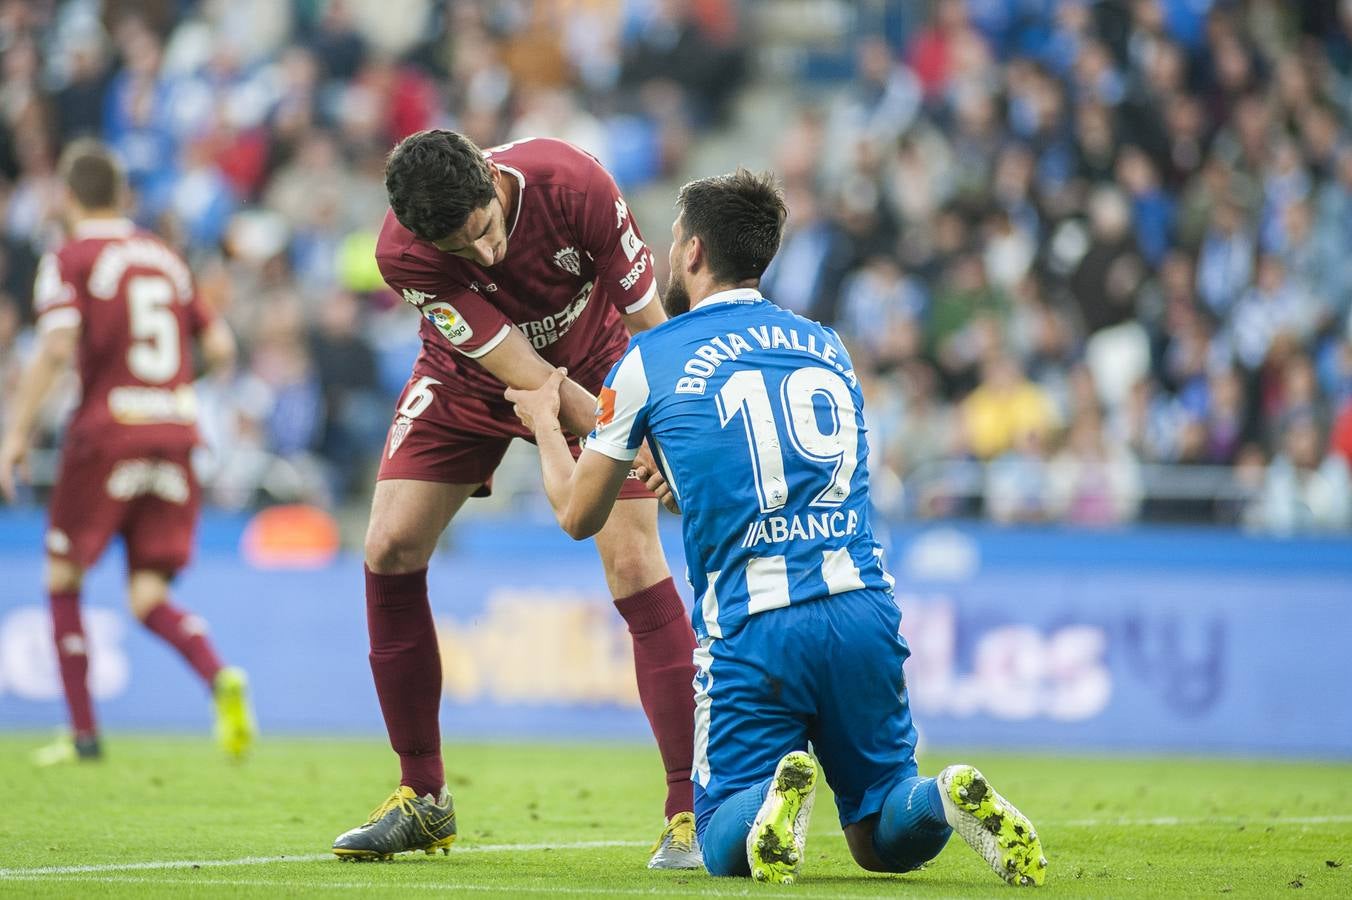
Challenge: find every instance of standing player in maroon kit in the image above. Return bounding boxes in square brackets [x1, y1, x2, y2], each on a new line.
[330, 132, 700, 868]
[0, 141, 256, 764]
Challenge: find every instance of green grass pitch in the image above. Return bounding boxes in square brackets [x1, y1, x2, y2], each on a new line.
[1, 734, 1348, 897]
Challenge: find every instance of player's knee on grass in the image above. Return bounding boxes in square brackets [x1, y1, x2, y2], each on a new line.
[45, 556, 84, 594]
[128, 570, 171, 621]
[701, 812, 754, 878]
[843, 819, 946, 872]
[844, 820, 894, 872]
[871, 826, 951, 873]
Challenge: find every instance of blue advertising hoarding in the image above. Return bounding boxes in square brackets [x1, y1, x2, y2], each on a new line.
[1, 513, 1348, 757]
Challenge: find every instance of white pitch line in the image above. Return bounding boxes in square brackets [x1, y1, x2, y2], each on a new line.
[0, 875, 826, 898]
[0, 875, 822, 897]
[0, 841, 647, 879]
[0, 854, 333, 878]
[460, 839, 648, 853]
[4, 817, 1349, 882]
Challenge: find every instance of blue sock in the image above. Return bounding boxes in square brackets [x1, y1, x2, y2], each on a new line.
[700, 777, 773, 877]
[872, 776, 952, 873]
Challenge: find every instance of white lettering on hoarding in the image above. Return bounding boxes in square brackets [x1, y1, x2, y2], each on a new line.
[899, 595, 1112, 722]
[0, 607, 130, 701]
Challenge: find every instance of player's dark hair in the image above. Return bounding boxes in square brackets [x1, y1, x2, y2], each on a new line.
[675, 169, 786, 284]
[385, 129, 496, 242]
[59, 139, 124, 210]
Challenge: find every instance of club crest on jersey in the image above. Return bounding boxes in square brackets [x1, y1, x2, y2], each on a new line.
[423, 301, 473, 345]
[388, 415, 413, 458]
[402, 287, 436, 307]
[553, 246, 582, 276]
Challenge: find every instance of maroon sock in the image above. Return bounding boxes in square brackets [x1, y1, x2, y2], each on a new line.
[142, 602, 224, 685]
[366, 565, 444, 797]
[614, 577, 697, 819]
[50, 590, 97, 739]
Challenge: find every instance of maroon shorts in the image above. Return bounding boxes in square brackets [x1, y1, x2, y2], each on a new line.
[47, 443, 200, 573]
[378, 371, 653, 500]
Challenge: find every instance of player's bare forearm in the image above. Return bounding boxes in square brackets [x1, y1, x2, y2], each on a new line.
[506, 369, 628, 539]
[538, 437, 630, 540]
[534, 421, 585, 533]
[557, 378, 600, 439]
[5, 327, 76, 443]
[476, 327, 598, 437]
[505, 367, 581, 530]
[0, 326, 77, 500]
[622, 299, 667, 335]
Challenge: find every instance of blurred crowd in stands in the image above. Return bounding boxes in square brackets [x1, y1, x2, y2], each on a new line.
[760, 0, 1352, 532]
[0, 0, 747, 510]
[1, 0, 1350, 533]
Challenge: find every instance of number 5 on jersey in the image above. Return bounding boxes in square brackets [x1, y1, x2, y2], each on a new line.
[126, 275, 180, 383]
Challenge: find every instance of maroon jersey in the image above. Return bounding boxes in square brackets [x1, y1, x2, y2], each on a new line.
[374, 138, 659, 400]
[33, 218, 211, 456]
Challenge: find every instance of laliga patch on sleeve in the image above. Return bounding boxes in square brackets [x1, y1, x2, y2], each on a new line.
[423, 301, 474, 345]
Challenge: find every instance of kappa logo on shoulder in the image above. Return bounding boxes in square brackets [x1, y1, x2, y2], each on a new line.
[614, 197, 629, 229]
[402, 287, 435, 307]
[553, 246, 582, 276]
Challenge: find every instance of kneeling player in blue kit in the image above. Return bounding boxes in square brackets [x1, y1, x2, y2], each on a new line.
[505, 170, 1048, 887]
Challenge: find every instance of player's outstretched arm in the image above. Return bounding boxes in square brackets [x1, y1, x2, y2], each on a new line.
[0, 324, 78, 502]
[476, 326, 600, 438]
[506, 368, 631, 539]
[622, 300, 667, 336]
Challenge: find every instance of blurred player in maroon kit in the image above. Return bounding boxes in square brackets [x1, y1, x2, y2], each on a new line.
[0, 141, 256, 765]
[329, 132, 700, 867]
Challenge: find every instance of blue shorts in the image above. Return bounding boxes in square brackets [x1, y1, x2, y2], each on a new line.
[692, 588, 919, 838]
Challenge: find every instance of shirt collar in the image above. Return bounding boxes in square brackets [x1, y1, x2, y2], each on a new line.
[692, 287, 764, 309]
[498, 164, 526, 238]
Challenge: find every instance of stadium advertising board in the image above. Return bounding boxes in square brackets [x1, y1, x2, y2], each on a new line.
[1, 516, 1348, 757]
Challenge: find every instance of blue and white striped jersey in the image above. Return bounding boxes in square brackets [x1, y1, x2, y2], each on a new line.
[587, 288, 894, 642]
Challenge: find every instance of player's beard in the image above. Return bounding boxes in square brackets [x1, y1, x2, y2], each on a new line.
[661, 277, 691, 317]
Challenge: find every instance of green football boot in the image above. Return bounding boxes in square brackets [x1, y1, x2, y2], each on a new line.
[332, 786, 458, 861]
[747, 751, 818, 884]
[937, 764, 1048, 886]
[213, 667, 257, 760]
